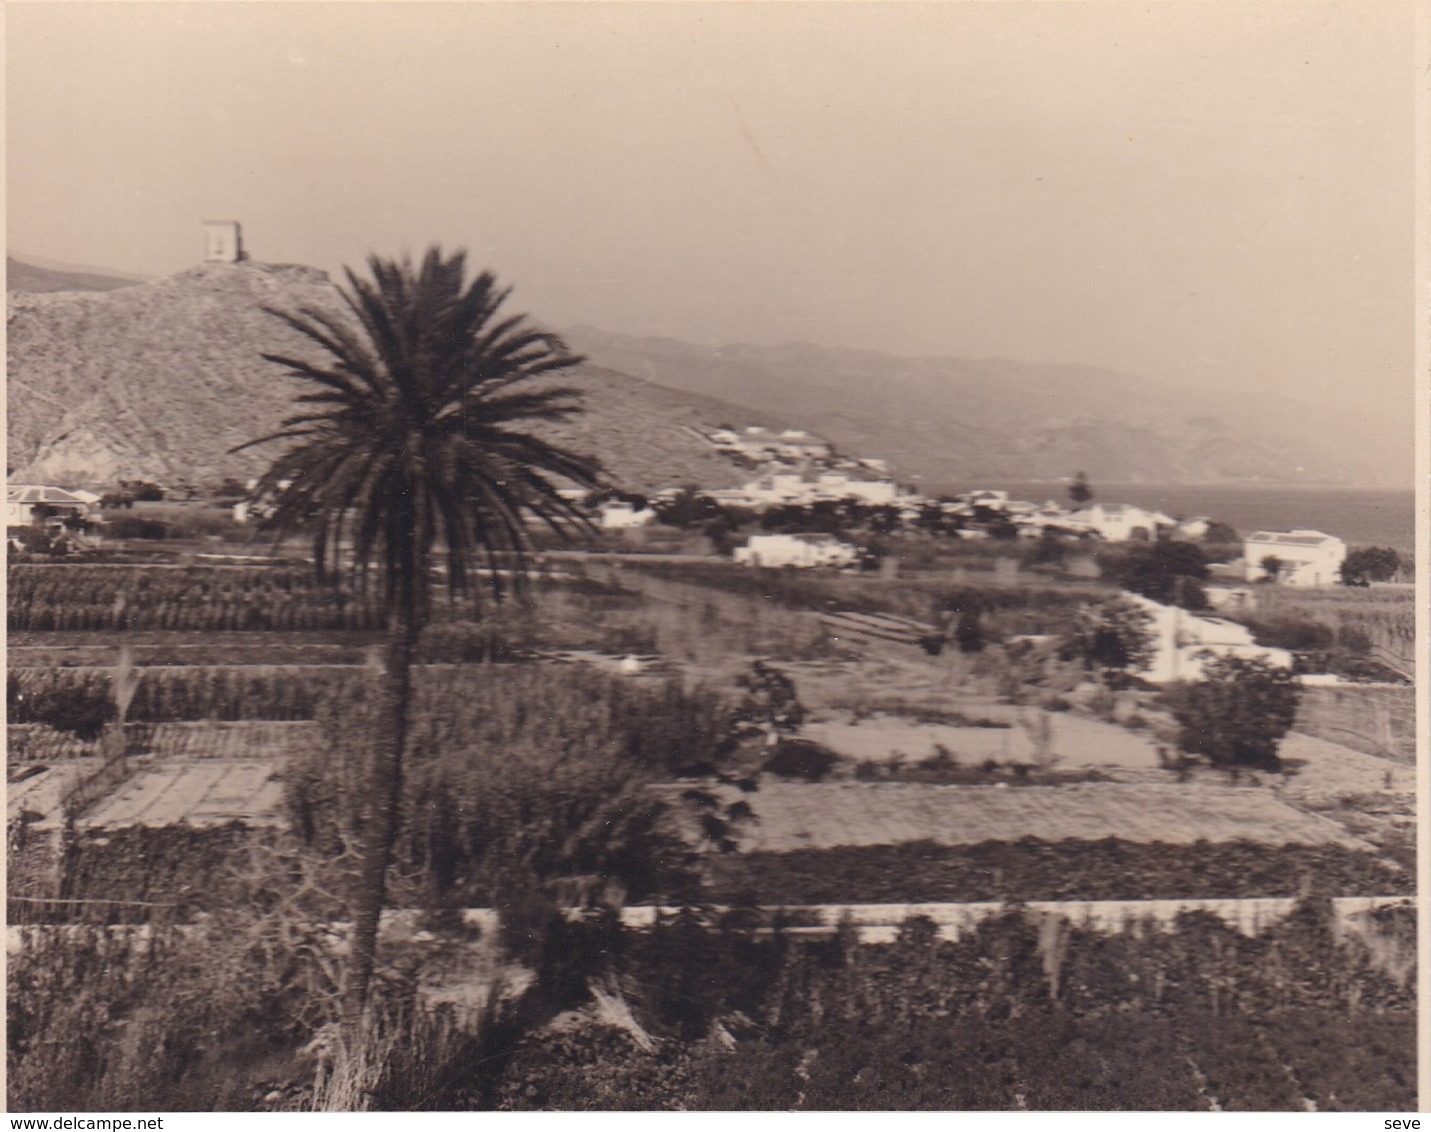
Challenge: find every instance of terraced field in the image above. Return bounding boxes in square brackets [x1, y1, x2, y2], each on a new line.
[9, 720, 321, 762]
[82, 760, 286, 829]
[802, 710, 1161, 769]
[662, 781, 1370, 853]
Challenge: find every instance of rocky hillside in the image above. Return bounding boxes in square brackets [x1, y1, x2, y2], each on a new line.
[7, 262, 772, 492]
[564, 327, 1403, 488]
[12, 256, 1398, 492]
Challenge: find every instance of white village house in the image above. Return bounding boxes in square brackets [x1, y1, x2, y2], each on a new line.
[597, 499, 656, 530]
[720, 473, 901, 511]
[6, 485, 97, 527]
[1243, 530, 1346, 588]
[1072, 502, 1176, 542]
[1125, 594, 1293, 684]
[708, 426, 832, 463]
[733, 532, 859, 569]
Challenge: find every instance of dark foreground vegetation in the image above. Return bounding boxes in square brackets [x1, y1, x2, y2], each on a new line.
[497, 901, 1413, 1111]
[708, 839, 1410, 905]
[9, 896, 1414, 1111]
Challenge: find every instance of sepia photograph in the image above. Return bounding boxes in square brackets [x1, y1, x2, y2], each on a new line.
[5, 0, 1419, 1114]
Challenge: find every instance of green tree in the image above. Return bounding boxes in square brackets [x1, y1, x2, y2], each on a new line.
[954, 607, 987, 653]
[654, 487, 720, 530]
[1169, 654, 1301, 771]
[1340, 546, 1401, 585]
[1068, 471, 1094, 506]
[1059, 597, 1156, 687]
[1102, 540, 1209, 609]
[1202, 520, 1239, 545]
[235, 248, 601, 1018]
[733, 661, 805, 747]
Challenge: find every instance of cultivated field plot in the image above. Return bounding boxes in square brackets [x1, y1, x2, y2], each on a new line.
[9, 721, 321, 762]
[670, 781, 1370, 852]
[1276, 732, 1414, 806]
[803, 710, 1159, 770]
[8, 760, 102, 825]
[9, 633, 378, 667]
[82, 760, 286, 828]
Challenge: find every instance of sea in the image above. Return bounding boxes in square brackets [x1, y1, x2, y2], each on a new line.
[936, 481, 1418, 554]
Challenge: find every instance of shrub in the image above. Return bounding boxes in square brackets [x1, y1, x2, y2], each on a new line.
[102, 515, 171, 540]
[1341, 546, 1401, 585]
[1099, 541, 1209, 609]
[1244, 613, 1335, 652]
[1169, 655, 1301, 771]
[8, 670, 116, 739]
[1058, 597, 1156, 686]
[762, 738, 838, 783]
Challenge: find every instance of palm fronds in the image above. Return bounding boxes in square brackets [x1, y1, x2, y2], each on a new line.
[235, 248, 604, 623]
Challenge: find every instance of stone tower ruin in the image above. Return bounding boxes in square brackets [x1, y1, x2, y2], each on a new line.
[202, 220, 244, 264]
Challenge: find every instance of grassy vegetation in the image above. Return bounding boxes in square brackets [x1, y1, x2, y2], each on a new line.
[1234, 585, 1414, 681]
[625, 558, 1102, 635]
[9, 548, 1416, 1111]
[286, 665, 732, 911]
[10, 887, 1413, 1111]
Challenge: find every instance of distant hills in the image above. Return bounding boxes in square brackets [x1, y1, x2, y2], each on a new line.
[562, 327, 1403, 489]
[7, 255, 1402, 490]
[7, 256, 146, 294]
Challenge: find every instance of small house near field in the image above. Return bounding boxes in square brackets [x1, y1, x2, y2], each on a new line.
[6, 485, 96, 528]
[1243, 530, 1346, 588]
[598, 499, 656, 530]
[734, 532, 859, 569]
[1073, 502, 1176, 542]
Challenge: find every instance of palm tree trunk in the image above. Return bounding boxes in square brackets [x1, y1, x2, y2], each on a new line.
[343, 606, 420, 1024]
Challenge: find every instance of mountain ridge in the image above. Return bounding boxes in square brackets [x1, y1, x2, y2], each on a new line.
[6, 256, 1401, 491]
[7, 256, 147, 294]
[562, 326, 1400, 488]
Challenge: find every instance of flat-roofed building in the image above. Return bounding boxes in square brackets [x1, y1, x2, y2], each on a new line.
[1244, 529, 1346, 588]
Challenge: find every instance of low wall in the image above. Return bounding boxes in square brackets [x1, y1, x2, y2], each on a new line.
[1294, 684, 1414, 764]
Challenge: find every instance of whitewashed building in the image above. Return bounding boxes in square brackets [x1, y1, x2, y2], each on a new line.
[6, 485, 96, 527]
[1126, 594, 1293, 684]
[734, 533, 859, 569]
[1074, 502, 1176, 542]
[1243, 530, 1347, 588]
[598, 500, 656, 530]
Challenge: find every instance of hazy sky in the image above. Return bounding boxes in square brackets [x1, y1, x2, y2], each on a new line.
[8, 1, 1414, 423]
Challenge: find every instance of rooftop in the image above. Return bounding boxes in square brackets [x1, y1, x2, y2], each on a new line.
[7, 485, 91, 505]
[1246, 530, 1338, 547]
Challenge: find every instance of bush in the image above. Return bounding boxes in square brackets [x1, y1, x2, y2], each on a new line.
[8, 670, 116, 739]
[104, 515, 170, 540]
[762, 738, 838, 782]
[1169, 655, 1301, 771]
[1099, 541, 1209, 609]
[1341, 546, 1402, 585]
[1244, 613, 1335, 652]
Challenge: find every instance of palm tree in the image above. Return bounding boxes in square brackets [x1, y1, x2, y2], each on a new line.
[235, 248, 602, 1018]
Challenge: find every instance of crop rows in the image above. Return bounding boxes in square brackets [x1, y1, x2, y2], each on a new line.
[9, 665, 359, 725]
[8, 722, 322, 763]
[9, 565, 389, 631]
[706, 839, 1412, 903]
